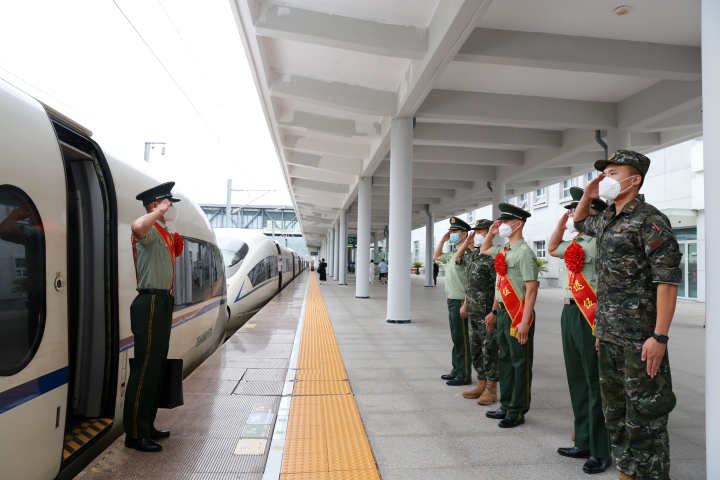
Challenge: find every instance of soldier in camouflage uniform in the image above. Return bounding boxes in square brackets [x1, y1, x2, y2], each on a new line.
[574, 150, 681, 480]
[453, 219, 498, 404]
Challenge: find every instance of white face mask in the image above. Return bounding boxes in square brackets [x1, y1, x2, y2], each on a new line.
[473, 234, 484, 247]
[565, 216, 576, 233]
[598, 176, 636, 201]
[164, 205, 178, 222]
[498, 223, 513, 238]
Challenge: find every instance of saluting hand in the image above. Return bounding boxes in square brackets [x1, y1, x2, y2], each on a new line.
[441, 230, 451, 242]
[558, 212, 569, 229]
[585, 174, 604, 199]
[466, 230, 476, 243]
[154, 198, 172, 215]
[489, 220, 501, 236]
[641, 336, 667, 378]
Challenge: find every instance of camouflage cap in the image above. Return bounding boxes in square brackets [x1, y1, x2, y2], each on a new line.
[594, 150, 650, 180]
[497, 202, 531, 221]
[564, 186, 607, 212]
[472, 219, 493, 231]
[449, 216, 471, 231]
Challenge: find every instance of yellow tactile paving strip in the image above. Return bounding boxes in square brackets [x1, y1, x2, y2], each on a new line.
[281, 276, 380, 480]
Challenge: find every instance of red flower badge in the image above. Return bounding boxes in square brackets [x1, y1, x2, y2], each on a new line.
[173, 232, 184, 257]
[564, 241, 585, 274]
[494, 253, 507, 276]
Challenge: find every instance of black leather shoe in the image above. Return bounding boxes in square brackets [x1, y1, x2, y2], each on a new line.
[498, 416, 525, 428]
[125, 437, 163, 452]
[446, 378, 471, 386]
[557, 446, 591, 458]
[485, 408, 506, 419]
[151, 428, 170, 439]
[441, 373, 455, 380]
[582, 457, 610, 474]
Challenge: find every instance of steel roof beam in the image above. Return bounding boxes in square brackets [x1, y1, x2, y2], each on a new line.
[283, 134, 369, 158]
[457, 28, 701, 81]
[414, 122, 561, 149]
[418, 90, 617, 129]
[413, 145, 524, 167]
[618, 80, 702, 130]
[255, 3, 427, 59]
[270, 71, 397, 116]
[285, 150, 363, 175]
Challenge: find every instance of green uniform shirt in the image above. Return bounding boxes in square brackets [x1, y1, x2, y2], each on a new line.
[134, 222, 174, 290]
[555, 235, 597, 299]
[440, 249, 468, 300]
[489, 240, 539, 301]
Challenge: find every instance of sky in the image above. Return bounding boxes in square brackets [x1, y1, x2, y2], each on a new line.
[0, 0, 292, 206]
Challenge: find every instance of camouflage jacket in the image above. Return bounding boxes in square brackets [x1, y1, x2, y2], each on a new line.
[464, 248, 496, 311]
[575, 195, 682, 344]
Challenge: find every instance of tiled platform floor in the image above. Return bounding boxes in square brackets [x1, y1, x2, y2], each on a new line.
[77, 274, 308, 480]
[319, 274, 705, 480]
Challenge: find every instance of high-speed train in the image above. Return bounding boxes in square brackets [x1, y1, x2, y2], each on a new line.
[215, 229, 307, 331]
[0, 79, 304, 479]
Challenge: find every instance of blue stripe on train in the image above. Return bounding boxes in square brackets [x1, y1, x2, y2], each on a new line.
[0, 366, 69, 414]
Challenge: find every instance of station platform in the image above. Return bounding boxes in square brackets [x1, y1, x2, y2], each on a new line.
[78, 273, 705, 480]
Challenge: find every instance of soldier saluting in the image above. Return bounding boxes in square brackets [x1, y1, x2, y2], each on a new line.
[574, 150, 681, 480]
[123, 182, 184, 452]
[549, 187, 610, 475]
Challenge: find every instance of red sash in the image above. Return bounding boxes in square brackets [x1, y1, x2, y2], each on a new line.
[494, 247, 534, 339]
[564, 239, 597, 334]
[131, 223, 183, 294]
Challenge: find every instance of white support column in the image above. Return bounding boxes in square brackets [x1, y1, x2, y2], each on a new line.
[329, 228, 335, 278]
[333, 222, 340, 280]
[387, 117, 413, 323]
[491, 180, 507, 221]
[703, 1, 719, 477]
[424, 205, 434, 287]
[605, 128, 631, 155]
[355, 177, 372, 297]
[338, 211, 348, 285]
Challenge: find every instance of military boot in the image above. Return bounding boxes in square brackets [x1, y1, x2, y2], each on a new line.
[462, 379, 486, 399]
[618, 473, 635, 480]
[476, 381, 497, 405]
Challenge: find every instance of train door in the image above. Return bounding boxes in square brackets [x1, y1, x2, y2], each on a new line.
[292, 253, 296, 278]
[275, 243, 282, 291]
[0, 83, 70, 479]
[50, 116, 119, 468]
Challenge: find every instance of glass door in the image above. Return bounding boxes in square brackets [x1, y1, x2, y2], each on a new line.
[677, 240, 698, 299]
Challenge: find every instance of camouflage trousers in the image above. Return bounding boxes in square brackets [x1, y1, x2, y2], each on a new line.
[467, 305, 499, 381]
[598, 340, 676, 480]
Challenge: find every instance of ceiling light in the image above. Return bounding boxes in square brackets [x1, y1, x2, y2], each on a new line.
[614, 5, 632, 16]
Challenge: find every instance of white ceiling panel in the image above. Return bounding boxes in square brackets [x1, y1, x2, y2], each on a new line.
[268, 0, 441, 27]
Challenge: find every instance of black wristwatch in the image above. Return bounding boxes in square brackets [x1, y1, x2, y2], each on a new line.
[492, 309, 497, 316]
[652, 333, 669, 344]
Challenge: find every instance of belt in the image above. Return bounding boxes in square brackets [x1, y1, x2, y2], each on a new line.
[137, 288, 172, 295]
[563, 298, 576, 305]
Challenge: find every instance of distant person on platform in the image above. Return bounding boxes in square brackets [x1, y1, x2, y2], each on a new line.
[379, 259, 388, 285]
[434, 216, 472, 386]
[369, 259, 375, 285]
[317, 258, 327, 281]
[124, 182, 184, 452]
[433, 261, 439, 286]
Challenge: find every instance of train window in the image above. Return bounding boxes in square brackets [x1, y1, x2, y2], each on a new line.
[218, 238, 249, 268]
[0, 186, 46, 376]
[174, 237, 223, 309]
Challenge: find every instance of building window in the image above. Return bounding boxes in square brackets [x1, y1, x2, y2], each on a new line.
[534, 188, 547, 205]
[561, 178, 576, 199]
[0, 185, 46, 376]
[534, 240, 547, 259]
[586, 171, 599, 184]
[517, 193, 528, 209]
[413, 240, 420, 263]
